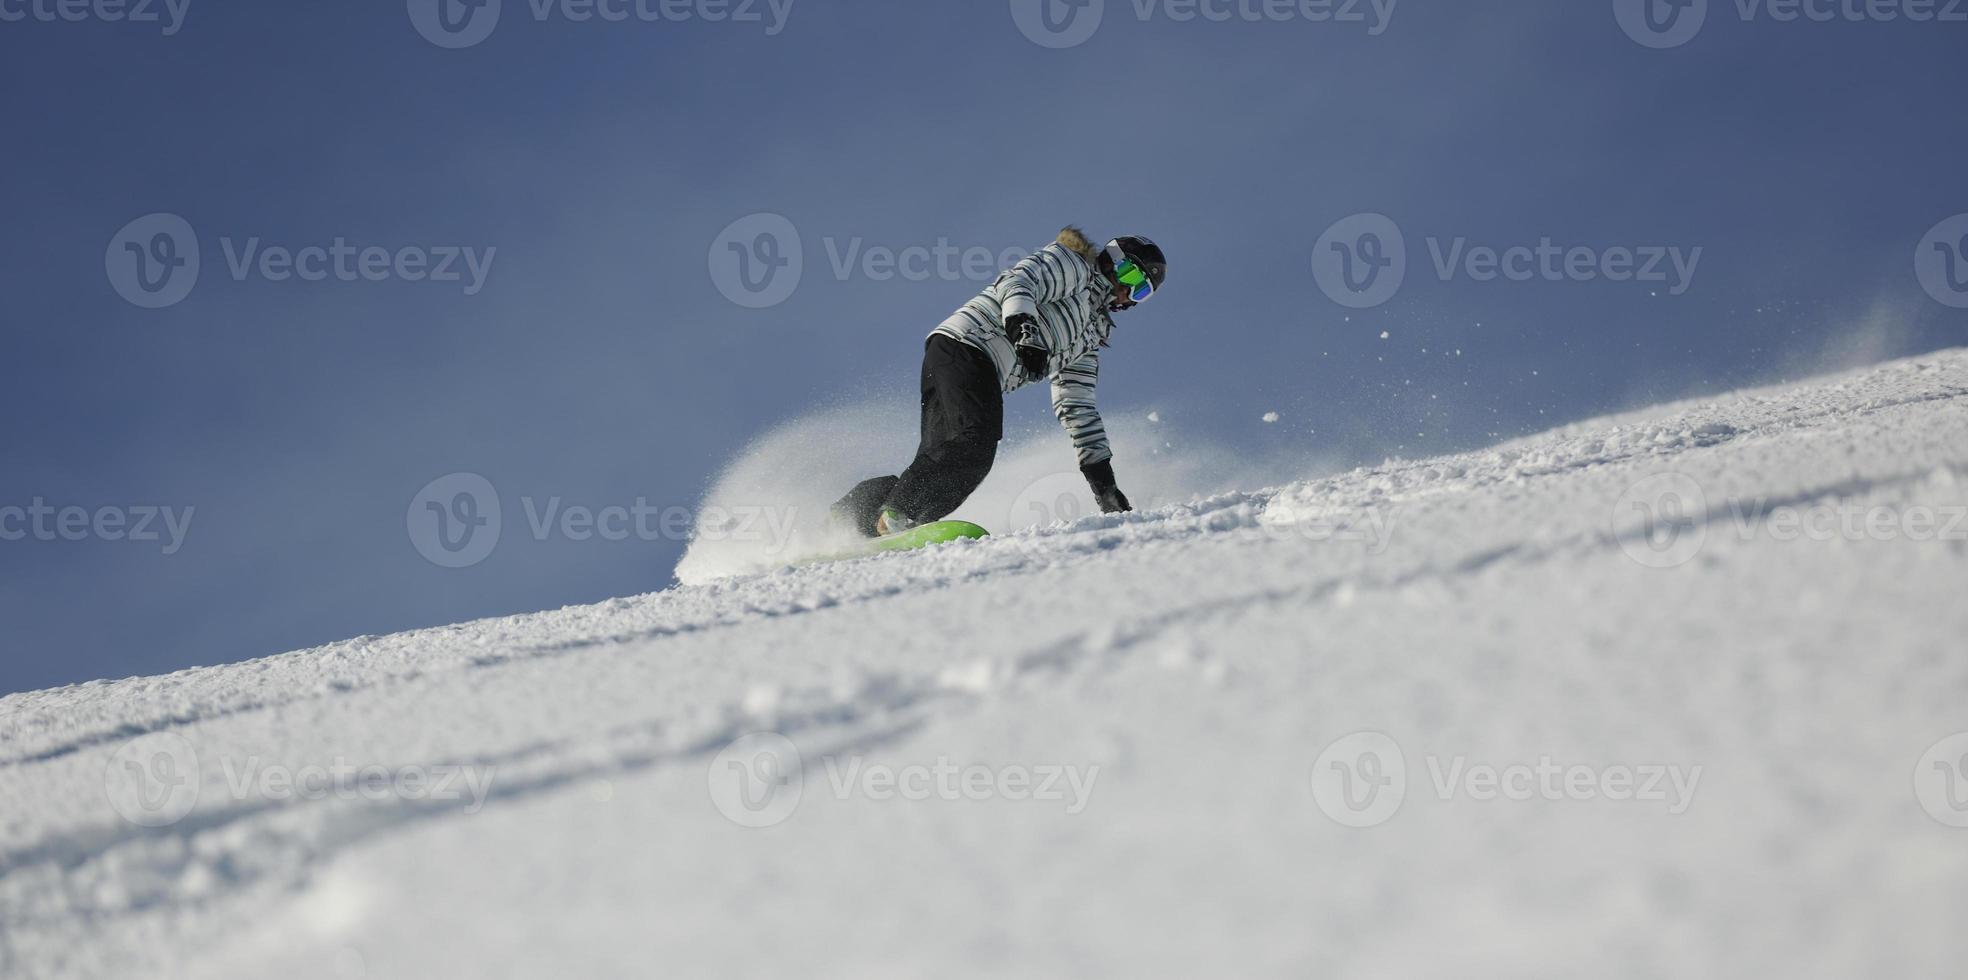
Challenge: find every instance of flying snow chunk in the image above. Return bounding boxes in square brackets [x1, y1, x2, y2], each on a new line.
[1262, 412, 1280, 424]
[1147, 411, 1161, 423]
[1380, 331, 1390, 340]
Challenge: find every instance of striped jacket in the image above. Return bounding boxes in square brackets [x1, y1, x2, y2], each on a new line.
[930, 229, 1116, 467]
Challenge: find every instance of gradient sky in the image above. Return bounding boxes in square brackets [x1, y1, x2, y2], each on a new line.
[1, 0, 1964, 694]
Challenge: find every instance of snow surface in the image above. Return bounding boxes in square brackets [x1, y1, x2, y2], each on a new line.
[6, 350, 1968, 979]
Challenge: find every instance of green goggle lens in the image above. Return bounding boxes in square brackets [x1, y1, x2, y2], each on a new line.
[1114, 259, 1155, 302]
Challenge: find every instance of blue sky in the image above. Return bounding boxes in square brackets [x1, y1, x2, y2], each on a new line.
[1, 1, 1964, 694]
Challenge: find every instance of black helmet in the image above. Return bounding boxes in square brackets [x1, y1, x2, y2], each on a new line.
[1103, 236, 1167, 301]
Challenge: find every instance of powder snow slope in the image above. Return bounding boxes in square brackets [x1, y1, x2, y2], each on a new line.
[5, 350, 1968, 979]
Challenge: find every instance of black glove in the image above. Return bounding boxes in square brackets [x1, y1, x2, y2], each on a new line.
[1007, 313, 1048, 379]
[1081, 459, 1132, 514]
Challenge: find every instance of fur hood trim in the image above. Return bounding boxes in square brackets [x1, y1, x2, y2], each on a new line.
[1056, 226, 1100, 262]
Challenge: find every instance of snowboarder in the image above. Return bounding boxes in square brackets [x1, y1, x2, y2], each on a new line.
[833, 227, 1167, 537]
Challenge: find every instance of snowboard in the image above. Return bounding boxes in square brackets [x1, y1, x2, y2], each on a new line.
[797, 520, 990, 566]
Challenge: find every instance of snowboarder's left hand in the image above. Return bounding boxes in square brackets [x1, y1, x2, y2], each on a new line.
[1016, 343, 1049, 380]
[1007, 313, 1049, 379]
[1081, 459, 1132, 514]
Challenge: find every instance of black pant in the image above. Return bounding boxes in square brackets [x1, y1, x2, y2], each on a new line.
[833, 335, 1003, 536]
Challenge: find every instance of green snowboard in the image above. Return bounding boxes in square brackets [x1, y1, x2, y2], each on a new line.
[798, 520, 990, 566]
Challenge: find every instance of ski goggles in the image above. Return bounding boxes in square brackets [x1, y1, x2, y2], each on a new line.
[1106, 246, 1157, 303]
